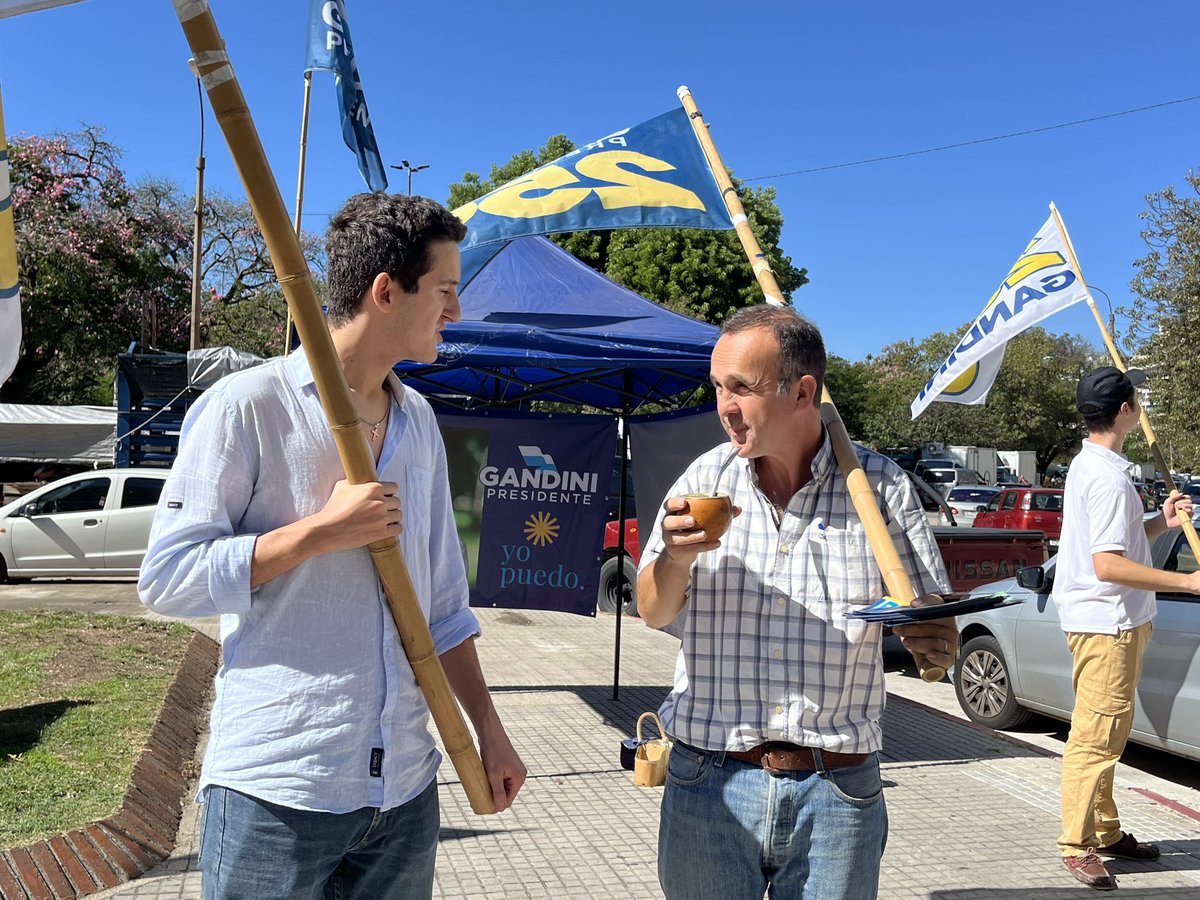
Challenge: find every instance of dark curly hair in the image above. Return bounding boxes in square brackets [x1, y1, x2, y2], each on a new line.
[720, 304, 826, 396]
[324, 193, 467, 326]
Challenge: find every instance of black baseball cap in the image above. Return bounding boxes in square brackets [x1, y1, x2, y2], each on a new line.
[1077, 366, 1146, 414]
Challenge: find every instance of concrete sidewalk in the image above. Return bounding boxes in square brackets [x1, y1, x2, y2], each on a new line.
[67, 606, 1200, 899]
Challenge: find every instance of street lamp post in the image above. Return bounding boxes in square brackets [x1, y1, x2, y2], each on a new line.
[187, 58, 206, 351]
[389, 159, 429, 195]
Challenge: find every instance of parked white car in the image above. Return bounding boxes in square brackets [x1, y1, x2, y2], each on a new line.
[953, 526, 1200, 761]
[0, 468, 168, 580]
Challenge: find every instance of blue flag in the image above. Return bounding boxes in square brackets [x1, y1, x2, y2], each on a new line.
[455, 107, 734, 249]
[305, 0, 387, 192]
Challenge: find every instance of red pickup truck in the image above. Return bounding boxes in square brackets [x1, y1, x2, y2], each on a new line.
[599, 518, 1047, 616]
[972, 487, 1065, 545]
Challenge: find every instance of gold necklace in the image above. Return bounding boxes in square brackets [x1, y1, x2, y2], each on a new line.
[360, 403, 390, 441]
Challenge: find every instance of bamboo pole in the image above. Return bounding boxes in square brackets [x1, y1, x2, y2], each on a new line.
[1050, 203, 1200, 559]
[678, 86, 945, 683]
[284, 71, 312, 355]
[171, 0, 495, 815]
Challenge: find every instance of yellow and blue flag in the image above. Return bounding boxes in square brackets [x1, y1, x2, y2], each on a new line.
[0, 84, 21, 388]
[305, 0, 387, 192]
[911, 209, 1091, 419]
[455, 108, 734, 250]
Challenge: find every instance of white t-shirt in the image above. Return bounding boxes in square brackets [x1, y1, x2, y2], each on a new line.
[1051, 440, 1154, 634]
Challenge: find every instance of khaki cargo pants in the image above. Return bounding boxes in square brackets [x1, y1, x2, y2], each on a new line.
[1057, 622, 1152, 856]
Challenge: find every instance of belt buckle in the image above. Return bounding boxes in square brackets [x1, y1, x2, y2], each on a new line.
[761, 747, 789, 777]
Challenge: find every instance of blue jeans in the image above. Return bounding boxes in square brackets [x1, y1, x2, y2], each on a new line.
[199, 780, 439, 900]
[658, 742, 888, 900]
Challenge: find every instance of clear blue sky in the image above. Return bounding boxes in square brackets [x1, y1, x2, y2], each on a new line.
[2, 0, 1197, 364]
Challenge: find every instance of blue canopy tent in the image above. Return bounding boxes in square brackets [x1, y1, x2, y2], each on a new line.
[395, 236, 719, 414]
[396, 236, 720, 697]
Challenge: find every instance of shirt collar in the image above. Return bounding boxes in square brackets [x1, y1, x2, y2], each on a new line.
[286, 346, 407, 408]
[746, 427, 836, 493]
[1080, 438, 1133, 474]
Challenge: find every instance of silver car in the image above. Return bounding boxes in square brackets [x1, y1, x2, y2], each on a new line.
[953, 526, 1200, 761]
[0, 468, 168, 580]
[943, 486, 999, 527]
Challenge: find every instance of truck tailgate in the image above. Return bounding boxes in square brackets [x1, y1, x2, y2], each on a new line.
[933, 527, 1049, 593]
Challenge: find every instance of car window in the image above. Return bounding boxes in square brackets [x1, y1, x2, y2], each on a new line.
[26, 477, 110, 515]
[1001, 492, 1019, 511]
[1031, 493, 1062, 511]
[985, 494, 1002, 512]
[949, 488, 993, 503]
[924, 469, 955, 483]
[1169, 533, 1198, 576]
[121, 477, 165, 509]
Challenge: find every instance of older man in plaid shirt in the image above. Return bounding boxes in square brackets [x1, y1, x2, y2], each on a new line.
[638, 304, 957, 900]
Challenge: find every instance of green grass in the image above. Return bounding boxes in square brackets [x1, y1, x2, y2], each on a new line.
[0, 609, 193, 849]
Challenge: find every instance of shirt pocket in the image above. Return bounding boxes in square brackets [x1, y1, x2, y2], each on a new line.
[817, 526, 879, 609]
[402, 464, 433, 544]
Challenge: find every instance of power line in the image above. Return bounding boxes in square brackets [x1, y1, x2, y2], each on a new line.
[743, 94, 1200, 182]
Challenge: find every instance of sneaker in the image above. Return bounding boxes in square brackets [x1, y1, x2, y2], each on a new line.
[1063, 853, 1116, 891]
[1098, 831, 1161, 860]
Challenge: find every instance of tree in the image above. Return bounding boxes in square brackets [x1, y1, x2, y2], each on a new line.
[4, 127, 191, 403]
[447, 137, 807, 324]
[860, 327, 1099, 470]
[133, 179, 325, 360]
[3, 127, 326, 405]
[823, 355, 877, 440]
[1123, 171, 1200, 471]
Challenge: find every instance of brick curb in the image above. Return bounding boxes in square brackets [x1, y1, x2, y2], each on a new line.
[1, 631, 219, 900]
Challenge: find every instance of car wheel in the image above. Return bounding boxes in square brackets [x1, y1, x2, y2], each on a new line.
[954, 635, 1032, 729]
[598, 555, 638, 617]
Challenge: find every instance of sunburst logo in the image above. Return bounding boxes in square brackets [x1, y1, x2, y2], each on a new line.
[523, 511, 559, 547]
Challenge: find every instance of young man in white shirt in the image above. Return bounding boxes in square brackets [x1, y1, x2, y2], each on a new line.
[1052, 366, 1198, 891]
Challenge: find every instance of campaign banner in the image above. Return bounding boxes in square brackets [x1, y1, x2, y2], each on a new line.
[437, 410, 616, 616]
[454, 107, 733, 250]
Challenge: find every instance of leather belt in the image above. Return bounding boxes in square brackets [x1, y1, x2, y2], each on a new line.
[725, 742, 869, 775]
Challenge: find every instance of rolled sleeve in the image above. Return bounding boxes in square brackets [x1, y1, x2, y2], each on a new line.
[207, 533, 258, 615]
[431, 606, 481, 655]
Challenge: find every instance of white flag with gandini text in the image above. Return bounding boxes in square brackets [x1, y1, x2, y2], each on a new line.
[910, 211, 1092, 419]
[0, 0, 83, 17]
[0, 86, 21, 388]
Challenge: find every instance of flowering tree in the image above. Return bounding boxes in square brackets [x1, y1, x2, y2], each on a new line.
[3, 126, 190, 403]
[3, 126, 325, 403]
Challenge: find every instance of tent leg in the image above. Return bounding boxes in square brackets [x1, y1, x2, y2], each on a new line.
[612, 412, 631, 701]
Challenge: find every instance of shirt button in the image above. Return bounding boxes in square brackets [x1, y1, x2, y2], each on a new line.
[773, 649, 782, 659]
[776, 597, 786, 607]
[775, 705, 784, 715]
[780, 543, 790, 554]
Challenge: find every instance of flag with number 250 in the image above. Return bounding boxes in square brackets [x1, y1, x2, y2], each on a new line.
[454, 108, 734, 250]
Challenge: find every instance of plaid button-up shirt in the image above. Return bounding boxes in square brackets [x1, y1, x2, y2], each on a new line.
[641, 431, 950, 753]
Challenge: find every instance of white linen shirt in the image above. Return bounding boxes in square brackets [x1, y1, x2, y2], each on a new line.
[138, 349, 478, 813]
[1052, 440, 1155, 634]
[640, 432, 950, 754]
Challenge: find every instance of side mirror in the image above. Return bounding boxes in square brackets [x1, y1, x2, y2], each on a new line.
[975, 504, 988, 512]
[1016, 565, 1049, 592]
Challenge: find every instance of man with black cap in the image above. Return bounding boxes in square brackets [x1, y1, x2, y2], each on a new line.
[1052, 366, 1200, 890]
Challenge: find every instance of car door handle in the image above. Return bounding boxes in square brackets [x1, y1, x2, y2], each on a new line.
[84, 519, 102, 527]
